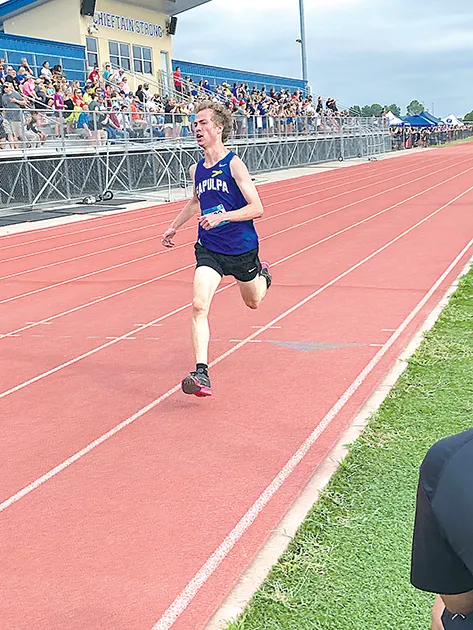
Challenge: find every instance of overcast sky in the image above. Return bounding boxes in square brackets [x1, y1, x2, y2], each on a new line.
[174, 0, 473, 117]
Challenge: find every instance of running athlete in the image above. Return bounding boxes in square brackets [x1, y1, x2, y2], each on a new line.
[162, 101, 272, 397]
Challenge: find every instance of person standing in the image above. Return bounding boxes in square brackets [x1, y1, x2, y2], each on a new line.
[411, 429, 473, 629]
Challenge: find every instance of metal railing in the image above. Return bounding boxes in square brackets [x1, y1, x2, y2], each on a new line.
[0, 114, 390, 211]
[0, 108, 388, 153]
[390, 127, 473, 150]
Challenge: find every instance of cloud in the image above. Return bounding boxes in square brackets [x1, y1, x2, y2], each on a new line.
[174, 0, 473, 116]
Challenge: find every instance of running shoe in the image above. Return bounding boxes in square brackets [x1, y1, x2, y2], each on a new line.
[181, 370, 212, 397]
[260, 261, 272, 289]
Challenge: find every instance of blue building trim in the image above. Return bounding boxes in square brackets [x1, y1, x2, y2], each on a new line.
[0, 0, 46, 22]
[173, 59, 307, 94]
[0, 32, 86, 83]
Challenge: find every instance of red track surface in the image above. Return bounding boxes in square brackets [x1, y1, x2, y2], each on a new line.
[2, 145, 473, 629]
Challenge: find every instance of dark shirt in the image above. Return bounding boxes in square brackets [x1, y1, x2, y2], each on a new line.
[5, 75, 21, 91]
[2, 90, 24, 121]
[164, 103, 175, 124]
[411, 429, 473, 596]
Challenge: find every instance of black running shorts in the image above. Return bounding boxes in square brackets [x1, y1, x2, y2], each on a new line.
[195, 242, 262, 283]
[442, 609, 473, 629]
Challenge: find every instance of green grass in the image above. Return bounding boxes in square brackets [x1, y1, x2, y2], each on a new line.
[225, 266, 473, 630]
[431, 136, 473, 148]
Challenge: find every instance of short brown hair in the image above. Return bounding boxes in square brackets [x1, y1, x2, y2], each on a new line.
[195, 100, 232, 143]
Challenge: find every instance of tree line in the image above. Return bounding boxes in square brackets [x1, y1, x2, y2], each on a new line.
[348, 100, 425, 117]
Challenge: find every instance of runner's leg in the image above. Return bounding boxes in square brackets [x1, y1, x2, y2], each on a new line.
[237, 274, 268, 310]
[192, 265, 222, 364]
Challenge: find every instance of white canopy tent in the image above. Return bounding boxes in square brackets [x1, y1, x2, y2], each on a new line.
[385, 111, 404, 126]
[441, 114, 463, 127]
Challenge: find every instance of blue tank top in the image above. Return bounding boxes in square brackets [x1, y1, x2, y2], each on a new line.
[195, 151, 259, 255]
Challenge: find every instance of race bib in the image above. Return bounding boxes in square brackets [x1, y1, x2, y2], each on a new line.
[202, 203, 229, 226]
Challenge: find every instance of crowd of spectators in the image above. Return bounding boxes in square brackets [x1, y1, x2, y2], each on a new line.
[3, 54, 471, 154]
[173, 65, 350, 136]
[390, 124, 473, 150]
[0, 56, 353, 150]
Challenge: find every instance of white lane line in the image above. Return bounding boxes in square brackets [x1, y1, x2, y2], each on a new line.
[1, 187, 472, 525]
[151, 243, 473, 630]
[0, 263, 195, 339]
[2, 173, 473, 397]
[1, 155, 469, 312]
[0, 233, 158, 282]
[25, 321, 52, 325]
[0, 154, 460, 283]
[0, 246, 195, 307]
[0, 152, 445, 255]
[0, 162, 452, 325]
[1, 216, 180, 264]
[0, 206, 181, 252]
[260, 152, 452, 201]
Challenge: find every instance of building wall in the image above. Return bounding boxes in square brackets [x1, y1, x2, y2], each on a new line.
[0, 31, 86, 83]
[3, 0, 174, 81]
[4, 0, 83, 45]
[82, 0, 173, 75]
[1, 1, 305, 96]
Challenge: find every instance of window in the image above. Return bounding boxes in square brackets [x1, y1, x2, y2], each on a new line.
[86, 37, 99, 69]
[108, 41, 131, 71]
[133, 45, 153, 75]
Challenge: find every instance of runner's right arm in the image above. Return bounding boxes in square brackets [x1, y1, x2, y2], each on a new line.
[162, 165, 199, 248]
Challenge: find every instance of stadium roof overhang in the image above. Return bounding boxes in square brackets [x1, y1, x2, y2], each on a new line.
[0, 0, 212, 21]
[129, 0, 212, 16]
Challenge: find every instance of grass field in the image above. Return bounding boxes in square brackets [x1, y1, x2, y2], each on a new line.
[432, 136, 473, 147]
[225, 263, 473, 630]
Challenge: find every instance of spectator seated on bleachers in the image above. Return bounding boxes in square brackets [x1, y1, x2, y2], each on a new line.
[24, 110, 47, 147]
[2, 49, 469, 153]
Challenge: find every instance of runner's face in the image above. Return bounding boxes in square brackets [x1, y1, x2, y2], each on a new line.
[194, 109, 222, 148]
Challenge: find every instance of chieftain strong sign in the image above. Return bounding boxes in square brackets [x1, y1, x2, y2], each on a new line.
[93, 12, 164, 38]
